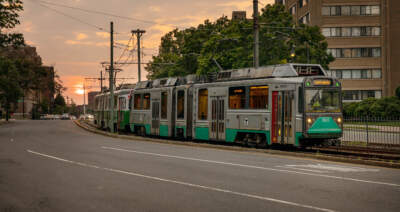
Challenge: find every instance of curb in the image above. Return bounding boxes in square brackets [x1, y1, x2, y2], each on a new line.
[74, 120, 400, 169]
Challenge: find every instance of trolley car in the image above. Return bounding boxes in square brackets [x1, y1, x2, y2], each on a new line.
[94, 63, 343, 147]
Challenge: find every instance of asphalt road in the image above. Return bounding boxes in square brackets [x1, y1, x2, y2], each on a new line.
[1, 120, 400, 212]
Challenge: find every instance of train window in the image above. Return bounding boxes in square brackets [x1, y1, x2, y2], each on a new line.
[249, 86, 269, 109]
[143, 93, 151, 110]
[229, 87, 246, 109]
[177, 90, 185, 119]
[128, 96, 132, 110]
[134, 94, 141, 109]
[161, 92, 168, 119]
[198, 89, 208, 120]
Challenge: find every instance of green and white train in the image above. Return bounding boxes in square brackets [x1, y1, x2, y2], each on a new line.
[94, 63, 343, 147]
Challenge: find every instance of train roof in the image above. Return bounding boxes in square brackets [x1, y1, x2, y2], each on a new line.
[96, 63, 328, 93]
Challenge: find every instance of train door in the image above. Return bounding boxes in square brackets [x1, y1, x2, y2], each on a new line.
[210, 96, 225, 141]
[117, 97, 123, 130]
[271, 90, 295, 145]
[151, 101, 160, 135]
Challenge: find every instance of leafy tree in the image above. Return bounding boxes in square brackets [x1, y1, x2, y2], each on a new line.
[0, 0, 24, 47]
[0, 58, 22, 120]
[146, 4, 333, 79]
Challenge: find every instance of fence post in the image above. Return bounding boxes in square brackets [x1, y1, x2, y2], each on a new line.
[366, 116, 369, 146]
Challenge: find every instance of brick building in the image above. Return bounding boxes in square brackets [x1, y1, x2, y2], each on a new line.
[276, 0, 400, 101]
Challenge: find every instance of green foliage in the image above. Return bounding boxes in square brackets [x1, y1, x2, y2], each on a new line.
[146, 4, 334, 79]
[343, 97, 400, 118]
[0, 58, 22, 120]
[0, 0, 24, 47]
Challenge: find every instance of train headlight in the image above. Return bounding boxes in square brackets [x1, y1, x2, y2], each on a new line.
[337, 117, 342, 124]
[307, 118, 313, 124]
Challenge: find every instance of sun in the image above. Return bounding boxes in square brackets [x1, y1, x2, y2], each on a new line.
[75, 88, 84, 95]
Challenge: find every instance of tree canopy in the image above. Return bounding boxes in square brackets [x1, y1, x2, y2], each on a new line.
[145, 4, 334, 79]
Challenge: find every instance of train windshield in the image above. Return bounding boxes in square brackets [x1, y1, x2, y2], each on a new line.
[305, 89, 340, 113]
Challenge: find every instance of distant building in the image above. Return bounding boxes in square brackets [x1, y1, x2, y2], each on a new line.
[232, 11, 247, 20]
[276, 0, 400, 101]
[0, 46, 55, 119]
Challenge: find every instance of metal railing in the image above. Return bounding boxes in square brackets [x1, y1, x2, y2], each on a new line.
[341, 116, 400, 149]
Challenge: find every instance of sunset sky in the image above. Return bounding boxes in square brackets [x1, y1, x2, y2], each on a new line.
[15, 0, 274, 105]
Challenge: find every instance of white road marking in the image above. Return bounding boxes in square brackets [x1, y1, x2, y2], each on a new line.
[102, 146, 400, 188]
[282, 164, 379, 173]
[275, 166, 331, 174]
[27, 149, 336, 212]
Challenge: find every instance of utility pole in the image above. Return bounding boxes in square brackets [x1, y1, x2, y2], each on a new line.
[109, 22, 115, 133]
[253, 0, 259, 69]
[100, 70, 103, 92]
[83, 82, 86, 117]
[131, 29, 146, 82]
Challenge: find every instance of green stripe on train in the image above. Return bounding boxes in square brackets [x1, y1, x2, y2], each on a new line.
[195, 127, 209, 140]
[308, 117, 342, 135]
[226, 129, 271, 145]
[160, 125, 169, 137]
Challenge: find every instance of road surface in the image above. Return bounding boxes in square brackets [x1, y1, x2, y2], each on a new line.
[1, 120, 399, 212]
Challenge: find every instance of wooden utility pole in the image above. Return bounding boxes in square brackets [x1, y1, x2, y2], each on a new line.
[253, 0, 259, 68]
[100, 70, 103, 92]
[109, 22, 115, 133]
[131, 29, 146, 82]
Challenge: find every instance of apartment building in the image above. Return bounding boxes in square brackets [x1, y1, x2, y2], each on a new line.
[276, 0, 400, 101]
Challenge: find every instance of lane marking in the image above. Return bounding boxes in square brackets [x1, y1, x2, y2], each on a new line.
[102, 146, 400, 188]
[275, 166, 331, 174]
[27, 149, 336, 212]
[282, 164, 379, 173]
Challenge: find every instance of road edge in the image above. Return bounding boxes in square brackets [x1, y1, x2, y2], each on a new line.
[74, 120, 400, 169]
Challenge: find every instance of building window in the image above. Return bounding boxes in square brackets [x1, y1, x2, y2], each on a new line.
[328, 48, 381, 58]
[229, 87, 246, 109]
[161, 91, 168, 119]
[290, 5, 296, 15]
[322, 26, 380, 37]
[322, 6, 330, 16]
[343, 90, 382, 101]
[198, 89, 208, 120]
[329, 69, 381, 79]
[249, 86, 269, 109]
[322, 5, 380, 16]
[299, 13, 310, 24]
[177, 90, 185, 119]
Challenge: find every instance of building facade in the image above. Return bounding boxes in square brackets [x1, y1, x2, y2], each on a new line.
[276, 0, 400, 101]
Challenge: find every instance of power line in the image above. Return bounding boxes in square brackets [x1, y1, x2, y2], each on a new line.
[34, 0, 182, 29]
[35, 2, 107, 32]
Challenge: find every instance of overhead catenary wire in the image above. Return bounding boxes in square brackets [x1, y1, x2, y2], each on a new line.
[33, 0, 182, 29]
[36, 2, 107, 32]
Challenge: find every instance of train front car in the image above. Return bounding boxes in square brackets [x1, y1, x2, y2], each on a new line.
[300, 77, 343, 146]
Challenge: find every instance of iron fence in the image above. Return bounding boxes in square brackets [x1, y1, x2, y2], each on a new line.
[341, 116, 400, 149]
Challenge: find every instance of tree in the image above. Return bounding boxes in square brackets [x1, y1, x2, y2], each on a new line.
[53, 93, 66, 114]
[0, 0, 24, 47]
[396, 86, 400, 99]
[145, 4, 334, 79]
[0, 58, 22, 121]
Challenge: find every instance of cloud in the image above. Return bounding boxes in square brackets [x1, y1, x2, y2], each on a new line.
[76, 33, 88, 40]
[149, 6, 161, 12]
[216, 1, 253, 9]
[96, 32, 110, 39]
